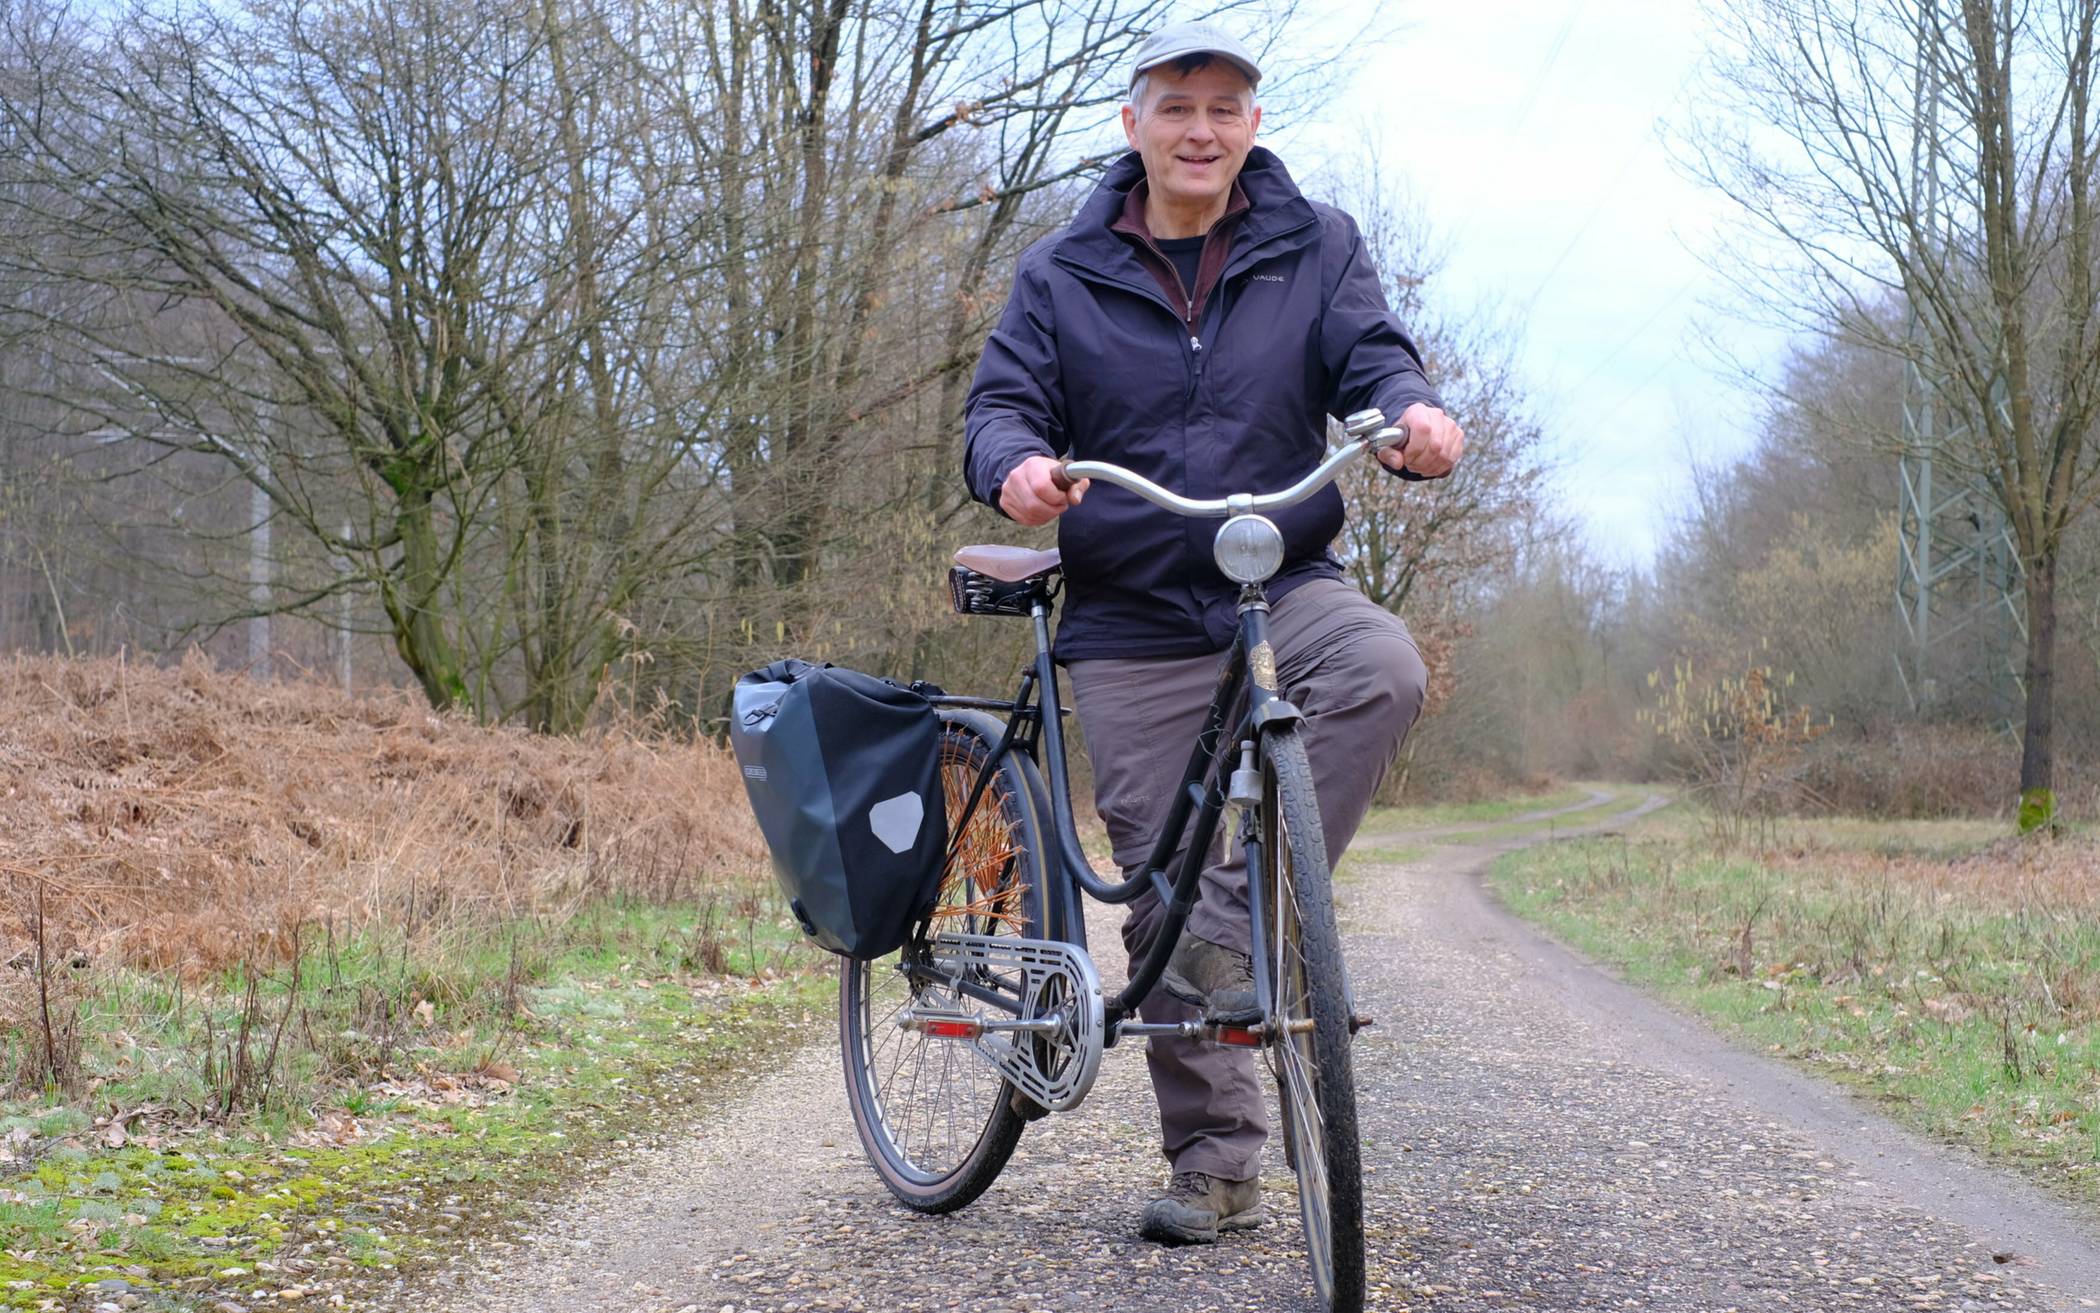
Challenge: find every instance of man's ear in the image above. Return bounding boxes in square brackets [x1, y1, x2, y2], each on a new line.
[1121, 102, 1139, 149]
[1250, 104, 1262, 138]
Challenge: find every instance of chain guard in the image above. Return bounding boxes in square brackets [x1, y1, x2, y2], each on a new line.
[927, 933, 1104, 1112]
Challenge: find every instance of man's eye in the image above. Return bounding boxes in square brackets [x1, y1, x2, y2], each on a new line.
[1160, 104, 1190, 117]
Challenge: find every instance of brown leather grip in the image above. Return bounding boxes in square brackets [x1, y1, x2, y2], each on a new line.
[1049, 460, 1076, 492]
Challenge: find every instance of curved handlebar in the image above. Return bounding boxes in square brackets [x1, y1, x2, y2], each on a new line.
[1052, 421, 1410, 518]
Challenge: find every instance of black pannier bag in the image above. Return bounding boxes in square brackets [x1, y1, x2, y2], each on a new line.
[729, 659, 948, 959]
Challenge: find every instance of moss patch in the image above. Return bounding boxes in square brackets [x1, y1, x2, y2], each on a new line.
[0, 900, 830, 1309]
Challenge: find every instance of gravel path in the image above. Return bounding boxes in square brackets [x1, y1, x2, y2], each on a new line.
[1351, 787, 1620, 849]
[404, 797, 2100, 1313]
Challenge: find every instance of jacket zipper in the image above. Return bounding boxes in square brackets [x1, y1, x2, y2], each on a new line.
[1174, 287, 1203, 394]
[1160, 277, 1202, 390]
[1166, 261, 1201, 356]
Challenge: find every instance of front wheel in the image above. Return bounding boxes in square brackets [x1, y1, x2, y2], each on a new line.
[1258, 727, 1365, 1311]
[839, 711, 1047, 1213]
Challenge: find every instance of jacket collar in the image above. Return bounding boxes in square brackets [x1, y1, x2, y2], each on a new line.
[1055, 147, 1320, 275]
[1108, 175, 1251, 243]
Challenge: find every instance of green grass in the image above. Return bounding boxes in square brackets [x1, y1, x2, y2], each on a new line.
[1361, 782, 1596, 834]
[1490, 831, 2100, 1205]
[0, 895, 827, 1308]
[1623, 804, 2011, 857]
[17, 894, 811, 1119]
[1335, 843, 1428, 882]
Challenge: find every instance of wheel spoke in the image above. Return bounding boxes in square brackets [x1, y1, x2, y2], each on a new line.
[841, 723, 1044, 1202]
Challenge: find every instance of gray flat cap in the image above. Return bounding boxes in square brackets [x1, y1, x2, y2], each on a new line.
[1130, 20, 1261, 88]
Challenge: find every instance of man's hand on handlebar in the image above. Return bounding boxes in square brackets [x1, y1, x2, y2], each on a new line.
[1378, 403, 1464, 478]
[1001, 454, 1091, 526]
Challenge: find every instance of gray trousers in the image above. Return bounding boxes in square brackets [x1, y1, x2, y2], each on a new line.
[1067, 578, 1427, 1181]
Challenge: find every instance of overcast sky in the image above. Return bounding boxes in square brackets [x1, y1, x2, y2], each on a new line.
[1291, 0, 1795, 564]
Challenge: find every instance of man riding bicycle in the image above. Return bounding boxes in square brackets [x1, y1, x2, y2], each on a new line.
[963, 21, 1464, 1247]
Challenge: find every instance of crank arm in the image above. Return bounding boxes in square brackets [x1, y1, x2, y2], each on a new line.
[922, 934, 1106, 1112]
[898, 960, 1027, 1019]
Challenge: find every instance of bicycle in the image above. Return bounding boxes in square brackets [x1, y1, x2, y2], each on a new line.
[839, 408, 1409, 1313]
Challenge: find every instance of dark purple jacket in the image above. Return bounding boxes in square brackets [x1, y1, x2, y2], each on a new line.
[963, 147, 1441, 661]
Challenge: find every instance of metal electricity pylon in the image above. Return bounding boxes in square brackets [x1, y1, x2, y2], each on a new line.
[1892, 0, 2025, 727]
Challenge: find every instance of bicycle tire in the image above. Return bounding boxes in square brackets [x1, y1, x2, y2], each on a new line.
[839, 709, 1048, 1213]
[1258, 726, 1365, 1311]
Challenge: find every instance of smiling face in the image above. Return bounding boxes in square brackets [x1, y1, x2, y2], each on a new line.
[1121, 59, 1260, 232]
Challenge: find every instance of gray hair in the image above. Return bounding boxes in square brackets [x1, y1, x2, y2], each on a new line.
[1128, 55, 1255, 119]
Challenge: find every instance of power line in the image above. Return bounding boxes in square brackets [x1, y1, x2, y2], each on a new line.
[1508, 2, 1587, 135]
[1594, 352, 1678, 418]
[1439, 1, 1589, 261]
[1563, 282, 1693, 398]
[1519, 144, 1644, 306]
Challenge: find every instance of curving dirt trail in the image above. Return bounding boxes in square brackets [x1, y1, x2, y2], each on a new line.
[396, 793, 2100, 1313]
[1351, 786, 1622, 848]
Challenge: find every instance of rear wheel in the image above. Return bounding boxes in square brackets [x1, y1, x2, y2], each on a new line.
[1258, 727, 1365, 1311]
[839, 712, 1046, 1212]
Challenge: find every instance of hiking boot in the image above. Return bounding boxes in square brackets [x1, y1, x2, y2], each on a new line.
[1161, 931, 1258, 1022]
[1138, 1170, 1264, 1245]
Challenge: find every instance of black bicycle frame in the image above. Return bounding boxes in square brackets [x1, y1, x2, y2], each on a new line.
[924, 583, 1303, 1037]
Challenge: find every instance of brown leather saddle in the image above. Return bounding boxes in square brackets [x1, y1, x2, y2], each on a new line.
[954, 544, 1060, 582]
[950, 544, 1061, 615]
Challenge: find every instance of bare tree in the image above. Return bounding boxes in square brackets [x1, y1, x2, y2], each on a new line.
[1319, 161, 1552, 635]
[0, 0, 1268, 717]
[1688, 0, 2100, 816]
[0, 0, 1361, 729]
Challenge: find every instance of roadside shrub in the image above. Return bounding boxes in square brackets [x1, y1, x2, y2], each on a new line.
[0, 653, 767, 977]
[1641, 661, 1831, 845]
[1377, 757, 1558, 806]
[0, 890, 85, 1094]
[1790, 722, 2075, 820]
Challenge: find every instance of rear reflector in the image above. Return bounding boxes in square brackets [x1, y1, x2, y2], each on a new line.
[923, 1019, 982, 1039]
[1215, 1025, 1262, 1047]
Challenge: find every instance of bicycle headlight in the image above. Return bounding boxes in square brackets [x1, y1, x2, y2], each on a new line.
[1213, 513, 1285, 584]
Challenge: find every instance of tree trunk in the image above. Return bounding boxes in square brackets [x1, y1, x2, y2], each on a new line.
[388, 483, 470, 714]
[772, 0, 852, 589]
[2017, 545, 2058, 802]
